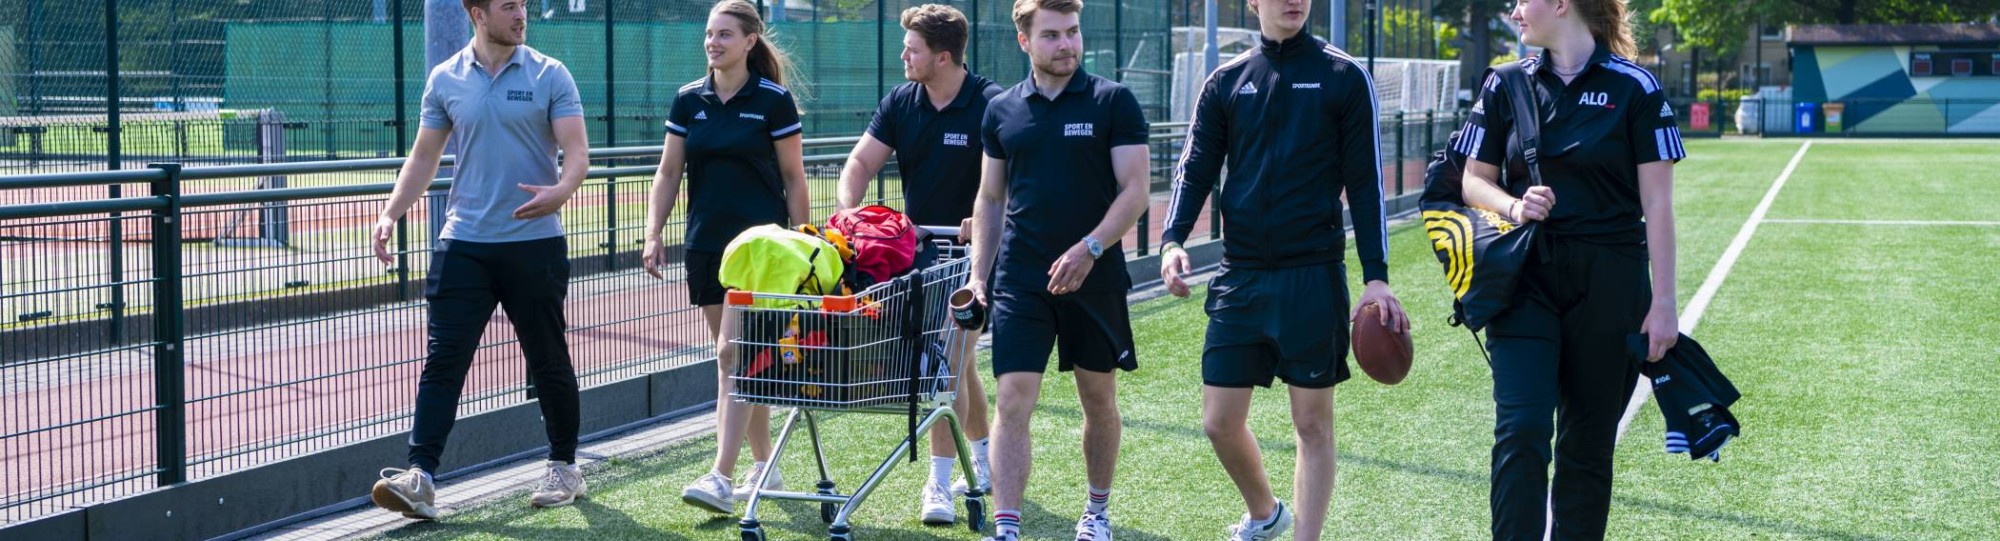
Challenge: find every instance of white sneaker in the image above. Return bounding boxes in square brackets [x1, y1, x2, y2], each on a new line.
[530, 461, 586, 508]
[951, 457, 991, 495]
[1226, 501, 1292, 541]
[680, 472, 735, 514]
[733, 462, 784, 499]
[1075, 512, 1113, 541]
[919, 481, 956, 525]
[370, 467, 438, 520]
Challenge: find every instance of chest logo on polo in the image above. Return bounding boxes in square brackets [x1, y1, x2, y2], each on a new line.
[943, 133, 970, 147]
[694, 111, 707, 120]
[1237, 82, 1258, 95]
[506, 90, 534, 102]
[1660, 102, 1674, 118]
[1579, 92, 1612, 108]
[1291, 82, 1321, 89]
[1064, 123, 1094, 137]
[740, 112, 766, 121]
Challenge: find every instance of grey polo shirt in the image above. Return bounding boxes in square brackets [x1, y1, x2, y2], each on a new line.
[420, 44, 585, 242]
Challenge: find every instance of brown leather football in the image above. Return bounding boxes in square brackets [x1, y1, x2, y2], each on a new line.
[1351, 302, 1413, 385]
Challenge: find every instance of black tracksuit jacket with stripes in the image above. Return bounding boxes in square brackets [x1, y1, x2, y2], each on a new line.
[1164, 31, 1390, 283]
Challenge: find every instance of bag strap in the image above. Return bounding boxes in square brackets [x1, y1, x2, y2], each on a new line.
[1493, 62, 1545, 188]
[795, 246, 825, 295]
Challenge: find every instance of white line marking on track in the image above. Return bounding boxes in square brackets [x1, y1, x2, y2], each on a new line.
[1762, 218, 2000, 226]
[1613, 141, 1814, 442]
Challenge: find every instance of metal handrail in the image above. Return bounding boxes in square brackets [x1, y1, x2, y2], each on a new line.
[0, 127, 1200, 221]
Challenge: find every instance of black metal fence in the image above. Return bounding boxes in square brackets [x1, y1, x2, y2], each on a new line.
[0, 108, 1474, 525]
[0, 124, 1203, 524]
[0, 0, 1178, 178]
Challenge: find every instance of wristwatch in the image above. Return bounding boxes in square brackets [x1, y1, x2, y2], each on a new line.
[1082, 236, 1104, 259]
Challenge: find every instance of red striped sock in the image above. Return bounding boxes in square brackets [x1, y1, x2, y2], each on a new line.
[995, 510, 1022, 537]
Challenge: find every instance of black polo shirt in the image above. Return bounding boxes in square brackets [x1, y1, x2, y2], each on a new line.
[866, 71, 1005, 227]
[981, 70, 1150, 293]
[666, 70, 804, 252]
[1455, 47, 1686, 242]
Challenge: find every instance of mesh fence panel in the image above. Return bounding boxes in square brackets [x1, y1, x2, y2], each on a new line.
[1, 0, 1178, 174]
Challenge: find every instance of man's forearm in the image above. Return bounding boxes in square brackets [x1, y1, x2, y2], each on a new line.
[1085, 182, 1148, 249]
[837, 163, 872, 210]
[557, 144, 591, 191]
[969, 197, 1003, 286]
[380, 159, 441, 220]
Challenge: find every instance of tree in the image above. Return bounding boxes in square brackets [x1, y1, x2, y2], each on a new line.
[1431, 0, 1510, 90]
[1652, 0, 2000, 57]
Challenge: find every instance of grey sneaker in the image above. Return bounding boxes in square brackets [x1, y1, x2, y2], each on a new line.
[1075, 512, 1113, 541]
[1226, 501, 1292, 541]
[681, 472, 735, 514]
[370, 467, 438, 520]
[529, 461, 586, 508]
[919, 480, 956, 525]
[732, 462, 784, 499]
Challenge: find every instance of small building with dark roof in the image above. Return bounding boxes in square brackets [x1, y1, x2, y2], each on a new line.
[1788, 23, 2000, 134]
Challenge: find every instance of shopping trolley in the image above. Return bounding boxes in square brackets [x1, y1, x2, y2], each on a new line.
[727, 226, 985, 541]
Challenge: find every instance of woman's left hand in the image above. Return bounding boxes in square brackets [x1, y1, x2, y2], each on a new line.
[1639, 302, 1679, 362]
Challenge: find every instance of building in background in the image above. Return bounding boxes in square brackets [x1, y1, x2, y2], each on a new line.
[1785, 23, 2000, 134]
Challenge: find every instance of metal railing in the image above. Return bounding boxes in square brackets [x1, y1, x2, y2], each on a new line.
[0, 125, 1201, 524]
[0, 111, 1468, 525]
[1662, 97, 2000, 137]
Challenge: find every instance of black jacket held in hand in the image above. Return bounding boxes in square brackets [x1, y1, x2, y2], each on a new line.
[1636, 333, 1743, 462]
[1163, 31, 1390, 282]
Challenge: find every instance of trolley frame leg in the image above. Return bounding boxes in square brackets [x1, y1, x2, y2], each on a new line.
[741, 406, 806, 525]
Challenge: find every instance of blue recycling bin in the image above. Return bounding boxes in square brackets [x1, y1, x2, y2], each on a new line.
[1794, 102, 1818, 134]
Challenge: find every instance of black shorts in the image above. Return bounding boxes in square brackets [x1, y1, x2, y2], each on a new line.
[1201, 262, 1351, 389]
[989, 287, 1137, 376]
[686, 249, 726, 307]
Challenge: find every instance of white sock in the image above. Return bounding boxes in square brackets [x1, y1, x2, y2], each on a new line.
[1086, 485, 1111, 516]
[930, 456, 955, 486]
[972, 438, 991, 467]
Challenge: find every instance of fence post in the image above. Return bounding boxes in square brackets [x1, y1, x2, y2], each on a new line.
[1114, 0, 1124, 82]
[104, 0, 129, 344]
[603, 0, 619, 270]
[105, 0, 120, 172]
[394, 0, 408, 156]
[875, 0, 887, 205]
[1394, 111, 1405, 196]
[397, 216, 411, 301]
[1423, 110, 1434, 166]
[149, 163, 188, 487]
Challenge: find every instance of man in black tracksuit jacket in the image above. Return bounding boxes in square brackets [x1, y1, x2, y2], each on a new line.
[1158, 2, 1409, 537]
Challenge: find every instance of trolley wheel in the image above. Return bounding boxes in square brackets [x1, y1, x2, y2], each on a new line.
[820, 502, 837, 524]
[964, 496, 987, 532]
[740, 524, 766, 541]
[828, 525, 854, 541]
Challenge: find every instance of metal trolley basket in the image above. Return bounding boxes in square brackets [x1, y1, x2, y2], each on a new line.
[726, 228, 985, 541]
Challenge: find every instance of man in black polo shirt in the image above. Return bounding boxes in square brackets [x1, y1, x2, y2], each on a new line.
[835, 3, 1000, 526]
[1159, 0, 1409, 539]
[965, 1, 1150, 539]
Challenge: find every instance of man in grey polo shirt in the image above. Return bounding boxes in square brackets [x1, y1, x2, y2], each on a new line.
[365, 0, 590, 520]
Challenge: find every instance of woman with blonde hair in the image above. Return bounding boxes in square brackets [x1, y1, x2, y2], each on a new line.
[1452, 0, 1685, 538]
[640, 0, 808, 514]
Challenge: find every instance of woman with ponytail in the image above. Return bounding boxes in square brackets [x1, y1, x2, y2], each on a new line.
[1451, 0, 1685, 538]
[641, 0, 809, 514]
